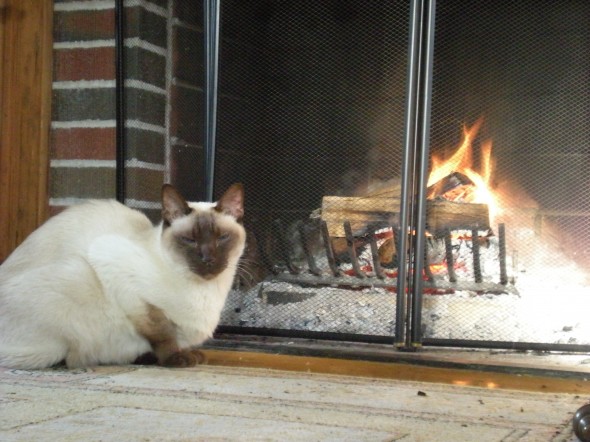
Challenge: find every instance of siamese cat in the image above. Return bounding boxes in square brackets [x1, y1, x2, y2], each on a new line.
[0, 183, 246, 369]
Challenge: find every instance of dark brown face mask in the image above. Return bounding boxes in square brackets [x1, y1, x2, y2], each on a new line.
[174, 212, 241, 279]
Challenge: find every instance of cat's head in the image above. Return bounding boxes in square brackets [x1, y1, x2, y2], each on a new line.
[160, 184, 246, 280]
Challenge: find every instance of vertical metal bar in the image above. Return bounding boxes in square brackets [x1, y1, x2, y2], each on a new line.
[252, 224, 277, 274]
[298, 223, 322, 276]
[444, 230, 457, 283]
[423, 236, 434, 282]
[344, 221, 366, 278]
[472, 228, 482, 283]
[409, 0, 436, 347]
[369, 229, 385, 279]
[498, 223, 508, 284]
[321, 221, 341, 277]
[392, 227, 401, 268]
[115, 0, 126, 203]
[395, 0, 423, 348]
[273, 219, 301, 274]
[203, 0, 221, 202]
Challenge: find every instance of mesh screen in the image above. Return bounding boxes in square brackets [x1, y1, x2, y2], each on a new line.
[215, 0, 410, 339]
[424, 0, 590, 345]
[120, 0, 590, 347]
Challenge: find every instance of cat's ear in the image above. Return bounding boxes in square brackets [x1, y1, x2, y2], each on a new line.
[161, 184, 191, 225]
[216, 183, 244, 221]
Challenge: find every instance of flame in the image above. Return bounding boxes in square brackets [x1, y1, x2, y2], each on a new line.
[427, 118, 500, 224]
[427, 118, 482, 188]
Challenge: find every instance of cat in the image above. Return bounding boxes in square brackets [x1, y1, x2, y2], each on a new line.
[0, 183, 246, 369]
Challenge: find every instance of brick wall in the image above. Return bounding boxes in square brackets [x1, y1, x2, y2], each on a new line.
[51, 0, 118, 214]
[50, 0, 204, 219]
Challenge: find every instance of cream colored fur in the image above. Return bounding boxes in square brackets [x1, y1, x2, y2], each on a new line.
[0, 196, 245, 369]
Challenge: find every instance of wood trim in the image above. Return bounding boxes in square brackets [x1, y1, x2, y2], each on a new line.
[0, 0, 53, 261]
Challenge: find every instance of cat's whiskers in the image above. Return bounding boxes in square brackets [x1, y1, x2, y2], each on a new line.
[233, 262, 260, 289]
[235, 264, 254, 281]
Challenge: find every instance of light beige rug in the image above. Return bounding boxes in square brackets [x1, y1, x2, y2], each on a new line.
[0, 363, 582, 441]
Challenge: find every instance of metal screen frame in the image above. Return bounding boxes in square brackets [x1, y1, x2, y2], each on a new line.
[115, 0, 590, 353]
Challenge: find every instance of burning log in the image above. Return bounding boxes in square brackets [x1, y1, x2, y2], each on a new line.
[320, 195, 489, 237]
[427, 171, 472, 201]
[321, 195, 399, 237]
[365, 178, 402, 199]
[426, 200, 490, 235]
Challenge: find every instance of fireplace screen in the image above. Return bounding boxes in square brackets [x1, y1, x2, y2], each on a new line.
[213, 0, 410, 342]
[421, 0, 590, 349]
[118, 0, 590, 350]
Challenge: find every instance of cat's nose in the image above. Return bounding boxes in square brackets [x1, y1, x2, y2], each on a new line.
[199, 247, 216, 265]
[202, 255, 215, 265]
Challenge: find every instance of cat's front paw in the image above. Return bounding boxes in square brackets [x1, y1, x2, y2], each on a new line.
[161, 349, 207, 368]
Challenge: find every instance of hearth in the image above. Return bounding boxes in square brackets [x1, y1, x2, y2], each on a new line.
[118, 0, 590, 352]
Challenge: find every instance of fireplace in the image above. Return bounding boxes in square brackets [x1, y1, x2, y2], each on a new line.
[118, 0, 590, 351]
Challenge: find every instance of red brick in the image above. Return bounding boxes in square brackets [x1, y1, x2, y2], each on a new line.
[54, 47, 116, 81]
[54, 9, 115, 42]
[51, 127, 116, 160]
[49, 167, 116, 199]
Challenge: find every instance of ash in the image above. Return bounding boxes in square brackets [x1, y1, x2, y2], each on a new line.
[221, 226, 590, 345]
[221, 282, 396, 336]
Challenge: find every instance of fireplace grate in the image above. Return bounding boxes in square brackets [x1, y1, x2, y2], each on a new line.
[251, 219, 516, 296]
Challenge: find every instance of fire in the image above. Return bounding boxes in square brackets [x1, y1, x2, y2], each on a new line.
[427, 118, 482, 188]
[427, 118, 500, 224]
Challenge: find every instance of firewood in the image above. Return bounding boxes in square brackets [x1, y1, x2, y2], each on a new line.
[321, 196, 400, 237]
[321, 195, 489, 238]
[427, 172, 471, 199]
[426, 200, 490, 235]
[365, 178, 402, 199]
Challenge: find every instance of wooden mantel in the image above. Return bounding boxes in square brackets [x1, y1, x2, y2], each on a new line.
[0, 0, 53, 261]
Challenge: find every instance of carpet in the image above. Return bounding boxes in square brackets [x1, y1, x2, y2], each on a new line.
[0, 360, 583, 441]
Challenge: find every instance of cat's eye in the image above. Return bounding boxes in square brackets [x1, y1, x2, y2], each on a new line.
[180, 236, 196, 245]
[217, 233, 230, 243]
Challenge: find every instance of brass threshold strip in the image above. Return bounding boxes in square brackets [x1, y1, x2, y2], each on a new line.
[202, 349, 590, 395]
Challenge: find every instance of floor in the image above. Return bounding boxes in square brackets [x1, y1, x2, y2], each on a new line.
[1, 340, 589, 441]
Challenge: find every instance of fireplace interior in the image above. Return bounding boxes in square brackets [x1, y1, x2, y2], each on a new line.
[121, 0, 590, 351]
